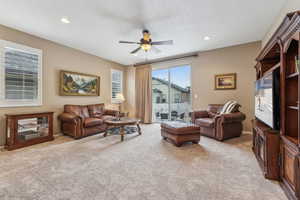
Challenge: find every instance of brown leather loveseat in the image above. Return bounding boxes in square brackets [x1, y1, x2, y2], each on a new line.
[191, 104, 246, 141]
[59, 104, 119, 139]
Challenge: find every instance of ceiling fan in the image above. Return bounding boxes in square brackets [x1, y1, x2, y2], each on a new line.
[119, 30, 173, 54]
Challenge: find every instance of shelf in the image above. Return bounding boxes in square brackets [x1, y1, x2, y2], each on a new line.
[285, 135, 298, 145]
[264, 62, 280, 75]
[288, 105, 299, 110]
[286, 72, 299, 79]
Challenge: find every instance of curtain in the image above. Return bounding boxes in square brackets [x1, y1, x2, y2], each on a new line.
[125, 66, 136, 118]
[135, 65, 152, 123]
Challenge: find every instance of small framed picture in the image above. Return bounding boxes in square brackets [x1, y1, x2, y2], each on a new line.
[215, 73, 237, 90]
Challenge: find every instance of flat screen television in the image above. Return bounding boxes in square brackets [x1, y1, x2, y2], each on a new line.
[255, 68, 280, 130]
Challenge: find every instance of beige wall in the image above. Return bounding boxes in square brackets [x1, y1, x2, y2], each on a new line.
[191, 42, 261, 131]
[0, 25, 125, 146]
[128, 42, 260, 131]
[262, 0, 300, 47]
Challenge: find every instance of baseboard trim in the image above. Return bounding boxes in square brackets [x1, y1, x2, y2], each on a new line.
[0, 131, 252, 150]
[54, 133, 63, 138]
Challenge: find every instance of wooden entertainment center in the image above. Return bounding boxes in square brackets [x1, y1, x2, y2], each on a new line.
[253, 11, 300, 200]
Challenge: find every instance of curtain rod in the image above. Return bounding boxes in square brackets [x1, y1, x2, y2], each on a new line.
[134, 53, 198, 67]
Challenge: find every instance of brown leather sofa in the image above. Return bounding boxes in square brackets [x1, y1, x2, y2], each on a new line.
[58, 104, 119, 139]
[191, 104, 246, 141]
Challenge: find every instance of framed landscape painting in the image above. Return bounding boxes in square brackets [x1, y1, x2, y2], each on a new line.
[60, 70, 100, 96]
[215, 73, 236, 90]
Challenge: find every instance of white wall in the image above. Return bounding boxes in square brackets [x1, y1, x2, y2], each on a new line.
[262, 0, 300, 47]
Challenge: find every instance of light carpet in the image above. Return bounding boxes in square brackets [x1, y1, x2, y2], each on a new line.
[0, 124, 287, 200]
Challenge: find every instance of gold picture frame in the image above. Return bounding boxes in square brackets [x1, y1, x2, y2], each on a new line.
[215, 73, 237, 90]
[60, 70, 100, 96]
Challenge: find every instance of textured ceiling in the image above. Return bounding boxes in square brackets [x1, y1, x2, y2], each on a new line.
[0, 0, 286, 65]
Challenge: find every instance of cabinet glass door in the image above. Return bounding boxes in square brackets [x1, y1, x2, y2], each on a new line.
[17, 117, 49, 142]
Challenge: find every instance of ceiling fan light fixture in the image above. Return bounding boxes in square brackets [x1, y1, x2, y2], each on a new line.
[142, 30, 151, 41]
[141, 43, 151, 51]
[204, 36, 210, 41]
[119, 29, 172, 54]
[61, 17, 70, 24]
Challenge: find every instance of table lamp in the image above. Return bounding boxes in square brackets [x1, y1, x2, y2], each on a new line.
[116, 93, 125, 115]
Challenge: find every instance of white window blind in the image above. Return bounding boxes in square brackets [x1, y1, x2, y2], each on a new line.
[111, 69, 123, 103]
[0, 40, 42, 107]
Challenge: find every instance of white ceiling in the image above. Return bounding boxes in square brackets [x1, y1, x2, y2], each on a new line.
[0, 0, 286, 65]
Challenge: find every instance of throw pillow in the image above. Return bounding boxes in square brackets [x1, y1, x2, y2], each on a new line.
[225, 101, 239, 114]
[220, 100, 235, 114]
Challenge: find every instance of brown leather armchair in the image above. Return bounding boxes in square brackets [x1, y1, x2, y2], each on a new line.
[58, 104, 119, 139]
[191, 104, 246, 141]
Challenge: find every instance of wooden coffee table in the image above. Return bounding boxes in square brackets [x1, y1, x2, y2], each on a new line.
[104, 117, 141, 141]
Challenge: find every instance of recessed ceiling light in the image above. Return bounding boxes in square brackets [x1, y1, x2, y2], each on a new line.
[204, 36, 210, 41]
[61, 17, 70, 24]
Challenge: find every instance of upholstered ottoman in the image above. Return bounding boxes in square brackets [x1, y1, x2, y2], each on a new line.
[161, 121, 200, 147]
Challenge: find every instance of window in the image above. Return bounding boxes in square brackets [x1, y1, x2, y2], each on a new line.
[174, 94, 181, 103]
[156, 96, 161, 103]
[152, 65, 191, 122]
[0, 40, 42, 107]
[161, 94, 167, 103]
[111, 69, 123, 103]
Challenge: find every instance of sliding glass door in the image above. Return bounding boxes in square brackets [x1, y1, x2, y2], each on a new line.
[152, 65, 191, 122]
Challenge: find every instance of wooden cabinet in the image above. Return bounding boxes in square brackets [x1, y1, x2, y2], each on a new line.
[254, 11, 300, 200]
[6, 112, 54, 150]
[252, 120, 280, 180]
[280, 19, 300, 200]
[280, 137, 300, 200]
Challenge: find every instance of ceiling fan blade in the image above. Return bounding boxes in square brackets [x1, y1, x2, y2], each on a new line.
[130, 47, 141, 54]
[151, 40, 173, 45]
[151, 46, 161, 54]
[119, 41, 140, 44]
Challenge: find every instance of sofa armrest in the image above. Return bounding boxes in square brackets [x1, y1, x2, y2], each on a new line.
[191, 110, 209, 123]
[220, 112, 246, 123]
[104, 109, 119, 116]
[59, 113, 81, 124]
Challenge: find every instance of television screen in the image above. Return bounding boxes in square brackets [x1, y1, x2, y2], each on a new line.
[255, 73, 274, 128]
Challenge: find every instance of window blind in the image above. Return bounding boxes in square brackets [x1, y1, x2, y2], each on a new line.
[0, 40, 42, 107]
[111, 69, 123, 102]
[4, 48, 38, 100]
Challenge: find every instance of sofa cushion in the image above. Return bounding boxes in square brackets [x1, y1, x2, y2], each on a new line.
[84, 118, 103, 128]
[208, 104, 223, 114]
[101, 115, 116, 121]
[81, 106, 90, 118]
[88, 104, 105, 118]
[64, 105, 82, 117]
[195, 118, 215, 128]
[64, 105, 90, 119]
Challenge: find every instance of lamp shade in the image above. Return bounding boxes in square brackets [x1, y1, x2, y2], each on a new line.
[116, 93, 125, 102]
